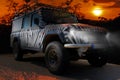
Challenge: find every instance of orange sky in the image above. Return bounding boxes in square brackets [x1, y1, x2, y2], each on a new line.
[0, 0, 120, 20]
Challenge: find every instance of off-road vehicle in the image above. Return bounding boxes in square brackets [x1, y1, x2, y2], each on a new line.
[11, 6, 109, 74]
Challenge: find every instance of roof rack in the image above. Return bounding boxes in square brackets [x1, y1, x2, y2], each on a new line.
[14, 3, 68, 17]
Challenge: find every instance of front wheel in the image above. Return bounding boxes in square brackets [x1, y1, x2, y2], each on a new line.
[86, 51, 107, 67]
[13, 41, 23, 61]
[45, 41, 69, 74]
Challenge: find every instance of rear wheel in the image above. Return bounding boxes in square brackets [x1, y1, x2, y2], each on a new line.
[86, 51, 107, 67]
[13, 41, 23, 61]
[45, 41, 69, 74]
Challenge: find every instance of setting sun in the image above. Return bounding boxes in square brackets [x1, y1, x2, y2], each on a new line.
[92, 8, 103, 16]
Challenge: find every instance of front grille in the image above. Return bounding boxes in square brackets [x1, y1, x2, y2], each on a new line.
[69, 31, 107, 44]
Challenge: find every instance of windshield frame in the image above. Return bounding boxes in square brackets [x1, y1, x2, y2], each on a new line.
[41, 8, 78, 24]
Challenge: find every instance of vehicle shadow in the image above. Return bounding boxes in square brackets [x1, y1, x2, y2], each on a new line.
[0, 45, 120, 80]
[22, 56, 120, 80]
[62, 60, 120, 80]
[22, 54, 46, 67]
[107, 49, 120, 64]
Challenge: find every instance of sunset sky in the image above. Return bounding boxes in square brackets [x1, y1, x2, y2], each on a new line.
[0, 0, 120, 20]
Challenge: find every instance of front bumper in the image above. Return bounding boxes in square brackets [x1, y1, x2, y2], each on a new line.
[64, 43, 108, 49]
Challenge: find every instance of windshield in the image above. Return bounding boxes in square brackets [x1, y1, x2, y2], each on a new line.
[41, 8, 78, 24]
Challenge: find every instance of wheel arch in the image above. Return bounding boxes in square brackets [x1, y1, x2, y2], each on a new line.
[42, 34, 65, 52]
[11, 37, 20, 47]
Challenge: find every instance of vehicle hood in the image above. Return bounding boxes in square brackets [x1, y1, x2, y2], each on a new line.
[59, 23, 109, 47]
[60, 23, 108, 32]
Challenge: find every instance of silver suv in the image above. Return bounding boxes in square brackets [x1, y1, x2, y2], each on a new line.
[11, 7, 109, 74]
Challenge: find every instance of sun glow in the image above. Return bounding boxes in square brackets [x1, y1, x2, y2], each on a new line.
[92, 8, 103, 16]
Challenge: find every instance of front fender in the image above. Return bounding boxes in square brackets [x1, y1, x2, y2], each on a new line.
[42, 33, 65, 52]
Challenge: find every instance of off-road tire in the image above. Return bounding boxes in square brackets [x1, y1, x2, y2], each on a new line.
[45, 41, 69, 74]
[13, 41, 23, 61]
[86, 52, 107, 67]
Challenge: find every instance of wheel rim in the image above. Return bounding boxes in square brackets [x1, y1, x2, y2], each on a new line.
[98, 56, 102, 60]
[95, 55, 103, 61]
[48, 49, 58, 67]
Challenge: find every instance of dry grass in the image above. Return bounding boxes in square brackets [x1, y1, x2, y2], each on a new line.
[0, 65, 58, 80]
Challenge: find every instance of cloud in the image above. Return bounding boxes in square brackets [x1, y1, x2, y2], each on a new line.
[93, 0, 120, 8]
[83, 0, 89, 3]
[93, 0, 115, 3]
[95, 2, 115, 8]
[107, 1, 120, 8]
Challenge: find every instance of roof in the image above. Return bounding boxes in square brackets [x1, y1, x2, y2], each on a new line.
[14, 3, 68, 17]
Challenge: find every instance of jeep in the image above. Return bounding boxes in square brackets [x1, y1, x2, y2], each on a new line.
[11, 7, 109, 74]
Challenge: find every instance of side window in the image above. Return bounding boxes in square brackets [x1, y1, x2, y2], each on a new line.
[12, 17, 23, 32]
[32, 13, 45, 29]
[22, 15, 31, 29]
[32, 14, 40, 27]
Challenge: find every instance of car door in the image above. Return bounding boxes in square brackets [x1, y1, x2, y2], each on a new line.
[27, 12, 45, 49]
[20, 14, 31, 48]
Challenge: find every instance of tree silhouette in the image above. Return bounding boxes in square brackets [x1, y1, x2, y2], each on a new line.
[24, 0, 31, 3]
[60, 0, 73, 9]
[1, 0, 19, 25]
[98, 17, 108, 21]
[7, 0, 18, 14]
